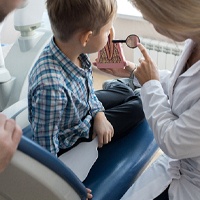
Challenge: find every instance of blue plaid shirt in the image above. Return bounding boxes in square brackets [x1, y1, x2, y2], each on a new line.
[28, 38, 104, 155]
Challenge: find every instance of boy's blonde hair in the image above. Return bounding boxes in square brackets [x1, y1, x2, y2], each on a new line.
[47, 0, 117, 42]
[129, 0, 200, 40]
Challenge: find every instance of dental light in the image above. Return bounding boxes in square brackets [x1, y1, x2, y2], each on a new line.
[14, 0, 45, 51]
[0, 0, 51, 111]
[0, 0, 45, 83]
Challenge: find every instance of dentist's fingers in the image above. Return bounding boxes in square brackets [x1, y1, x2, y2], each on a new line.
[137, 43, 151, 61]
[138, 57, 145, 63]
[0, 113, 6, 131]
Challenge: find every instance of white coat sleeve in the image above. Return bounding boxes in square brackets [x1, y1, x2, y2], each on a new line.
[141, 80, 200, 159]
[133, 69, 171, 96]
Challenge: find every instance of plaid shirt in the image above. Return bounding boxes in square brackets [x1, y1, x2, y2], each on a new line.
[28, 38, 104, 155]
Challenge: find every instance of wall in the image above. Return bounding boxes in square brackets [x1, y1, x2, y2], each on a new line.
[90, 14, 172, 64]
[90, 14, 173, 89]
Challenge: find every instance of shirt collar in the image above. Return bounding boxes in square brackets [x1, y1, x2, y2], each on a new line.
[178, 39, 200, 77]
[49, 37, 92, 76]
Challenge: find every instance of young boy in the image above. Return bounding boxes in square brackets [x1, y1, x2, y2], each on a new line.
[28, 0, 144, 157]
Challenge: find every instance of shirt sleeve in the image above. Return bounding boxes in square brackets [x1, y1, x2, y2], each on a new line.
[87, 70, 104, 117]
[141, 80, 200, 159]
[89, 88, 105, 117]
[30, 87, 67, 155]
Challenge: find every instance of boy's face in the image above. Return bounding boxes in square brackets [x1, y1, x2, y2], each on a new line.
[85, 18, 114, 54]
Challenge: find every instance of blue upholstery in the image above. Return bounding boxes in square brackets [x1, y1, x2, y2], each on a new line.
[22, 125, 34, 139]
[83, 119, 158, 200]
[18, 135, 87, 200]
[22, 119, 158, 200]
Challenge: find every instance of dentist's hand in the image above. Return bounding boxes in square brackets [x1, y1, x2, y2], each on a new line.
[86, 188, 93, 200]
[0, 113, 22, 173]
[133, 43, 159, 86]
[95, 61, 137, 79]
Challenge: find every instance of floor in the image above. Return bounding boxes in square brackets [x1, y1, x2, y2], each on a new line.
[92, 66, 118, 90]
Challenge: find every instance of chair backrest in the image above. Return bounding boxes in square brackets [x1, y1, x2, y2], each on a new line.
[1, 99, 88, 199]
[0, 135, 87, 200]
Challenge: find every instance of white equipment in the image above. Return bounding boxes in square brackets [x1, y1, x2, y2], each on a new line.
[0, 0, 52, 111]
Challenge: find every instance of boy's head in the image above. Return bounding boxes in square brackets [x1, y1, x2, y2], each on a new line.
[47, 0, 117, 43]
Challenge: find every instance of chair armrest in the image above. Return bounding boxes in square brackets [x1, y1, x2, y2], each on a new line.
[18, 136, 87, 199]
[0, 135, 88, 200]
[2, 98, 27, 119]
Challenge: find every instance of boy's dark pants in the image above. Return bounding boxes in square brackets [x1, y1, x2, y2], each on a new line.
[95, 81, 144, 141]
[58, 81, 144, 156]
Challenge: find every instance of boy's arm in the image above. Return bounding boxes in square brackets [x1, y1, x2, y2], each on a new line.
[89, 92, 105, 117]
[29, 88, 67, 155]
[87, 84, 114, 147]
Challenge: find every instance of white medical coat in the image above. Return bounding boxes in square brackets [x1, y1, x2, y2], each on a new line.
[121, 39, 200, 200]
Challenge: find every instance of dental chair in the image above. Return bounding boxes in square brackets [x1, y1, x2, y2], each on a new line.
[1, 99, 158, 200]
[0, 135, 88, 200]
[84, 118, 158, 200]
[0, 1, 158, 199]
[0, 100, 88, 200]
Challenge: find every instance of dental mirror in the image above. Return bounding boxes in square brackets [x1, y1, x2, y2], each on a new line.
[112, 34, 140, 49]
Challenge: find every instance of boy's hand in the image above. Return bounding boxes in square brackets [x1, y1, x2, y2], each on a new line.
[92, 112, 114, 148]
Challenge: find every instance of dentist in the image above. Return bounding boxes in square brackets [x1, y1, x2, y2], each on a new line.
[101, 0, 200, 199]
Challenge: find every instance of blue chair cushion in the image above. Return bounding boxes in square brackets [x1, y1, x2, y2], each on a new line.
[22, 125, 34, 139]
[22, 119, 158, 200]
[83, 119, 158, 200]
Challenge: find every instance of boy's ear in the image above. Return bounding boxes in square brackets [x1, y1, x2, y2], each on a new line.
[80, 31, 93, 47]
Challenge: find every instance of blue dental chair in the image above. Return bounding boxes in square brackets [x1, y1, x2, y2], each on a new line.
[83, 119, 158, 200]
[0, 134, 88, 200]
[0, 100, 158, 200]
